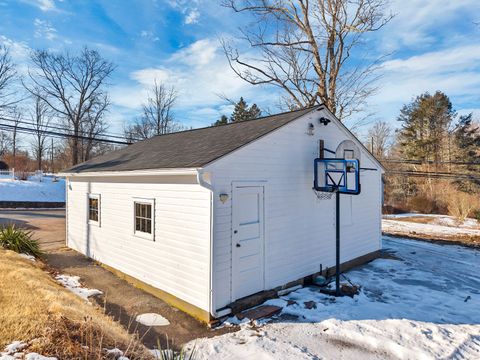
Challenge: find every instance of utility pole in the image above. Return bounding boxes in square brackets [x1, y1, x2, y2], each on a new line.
[51, 137, 54, 174]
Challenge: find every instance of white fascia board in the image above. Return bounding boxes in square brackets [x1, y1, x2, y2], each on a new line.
[60, 168, 200, 178]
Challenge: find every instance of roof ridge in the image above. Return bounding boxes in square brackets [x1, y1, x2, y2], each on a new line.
[148, 105, 321, 139]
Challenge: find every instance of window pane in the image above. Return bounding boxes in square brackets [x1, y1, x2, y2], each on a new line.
[146, 219, 151, 234]
[135, 217, 141, 231]
[135, 203, 140, 217]
[146, 204, 151, 218]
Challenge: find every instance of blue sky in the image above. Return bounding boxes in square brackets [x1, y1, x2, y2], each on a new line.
[1, 0, 479, 139]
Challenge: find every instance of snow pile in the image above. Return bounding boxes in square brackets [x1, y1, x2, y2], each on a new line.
[55, 274, 102, 299]
[383, 214, 480, 239]
[19, 253, 36, 261]
[135, 313, 170, 326]
[192, 237, 480, 359]
[1, 342, 57, 360]
[383, 218, 480, 238]
[0, 177, 65, 202]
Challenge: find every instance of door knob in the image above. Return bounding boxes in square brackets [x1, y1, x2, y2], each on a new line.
[236, 243, 241, 248]
[234, 230, 238, 234]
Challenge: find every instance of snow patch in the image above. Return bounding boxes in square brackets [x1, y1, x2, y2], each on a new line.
[0, 177, 65, 202]
[192, 237, 480, 359]
[135, 313, 170, 327]
[55, 274, 102, 299]
[19, 253, 36, 261]
[3, 342, 27, 354]
[25, 353, 57, 360]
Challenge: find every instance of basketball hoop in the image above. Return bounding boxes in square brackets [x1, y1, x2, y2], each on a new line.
[313, 156, 361, 297]
[313, 189, 333, 200]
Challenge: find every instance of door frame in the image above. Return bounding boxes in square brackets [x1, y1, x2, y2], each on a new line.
[231, 181, 267, 302]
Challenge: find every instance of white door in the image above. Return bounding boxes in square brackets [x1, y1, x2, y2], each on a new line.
[232, 185, 265, 300]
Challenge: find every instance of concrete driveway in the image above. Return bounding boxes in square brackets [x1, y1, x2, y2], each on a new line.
[0, 209, 65, 251]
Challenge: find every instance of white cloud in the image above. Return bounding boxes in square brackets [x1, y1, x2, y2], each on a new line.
[365, 44, 480, 126]
[140, 30, 159, 42]
[184, 9, 200, 25]
[34, 18, 57, 40]
[111, 38, 270, 127]
[380, 0, 480, 50]
[21, 0, 56, 12]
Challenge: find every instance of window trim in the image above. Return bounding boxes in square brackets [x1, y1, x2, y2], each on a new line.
[87, 193, 101, 226]
[133, 198, 155, 240]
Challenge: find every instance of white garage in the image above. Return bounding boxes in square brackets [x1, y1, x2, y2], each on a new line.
[61, 105, 384, 323]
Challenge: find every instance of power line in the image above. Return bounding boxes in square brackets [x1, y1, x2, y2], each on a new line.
[0, 123, 130, 145]
[385, 170, 480, 181]
[381, 159, 480, 166]
[0, 115, 135, 142]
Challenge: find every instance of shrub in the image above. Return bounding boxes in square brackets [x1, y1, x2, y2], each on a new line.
[0, 224, 42, 257]
[442, 190, 479, 222]
[407, 195, 437, 214]
[473, 209, 480, 222]
[153, 339, 197, 360]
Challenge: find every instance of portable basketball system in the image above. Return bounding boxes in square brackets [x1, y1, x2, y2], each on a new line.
[314, 141, 362, 296]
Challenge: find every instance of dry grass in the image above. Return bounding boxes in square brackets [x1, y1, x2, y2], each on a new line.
[0, 249, 153, 359]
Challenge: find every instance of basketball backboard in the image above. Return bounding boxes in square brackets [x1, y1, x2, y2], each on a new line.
[313, 158, 360, 195]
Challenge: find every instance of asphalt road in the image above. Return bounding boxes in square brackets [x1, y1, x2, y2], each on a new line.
[0, 209, 65, 251]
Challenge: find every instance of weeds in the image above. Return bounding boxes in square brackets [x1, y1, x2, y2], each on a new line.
[152, 338, 197, 360]
[0, 224, 41, 257]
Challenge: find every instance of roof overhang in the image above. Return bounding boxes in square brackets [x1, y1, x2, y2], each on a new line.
[60, 168, 200, 178]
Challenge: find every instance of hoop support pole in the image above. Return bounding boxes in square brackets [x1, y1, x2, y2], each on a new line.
[335, 190, 341, 296]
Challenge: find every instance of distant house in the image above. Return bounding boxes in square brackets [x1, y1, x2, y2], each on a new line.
[61, 106, 384, 323]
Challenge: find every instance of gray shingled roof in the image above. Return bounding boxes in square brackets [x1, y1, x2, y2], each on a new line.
[64, 107, 317, 173]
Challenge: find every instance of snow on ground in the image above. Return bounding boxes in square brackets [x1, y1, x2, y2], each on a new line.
[55, 274, 102, 299]
[384, 213, 480, 230]
[0, 176, 65, 202]
[135, 313, 170, 326]
[1, 342, 57, 360]
[382, 218, 480, 238]
[192, 237, 480, 359]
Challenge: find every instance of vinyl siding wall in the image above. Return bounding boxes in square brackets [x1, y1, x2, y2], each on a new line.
[66, 175, 211, 312]
[206, 109, 382, 309]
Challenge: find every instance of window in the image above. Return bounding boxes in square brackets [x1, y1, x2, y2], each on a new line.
[134, 199, 154, 239]
[88, 194, 100, 225]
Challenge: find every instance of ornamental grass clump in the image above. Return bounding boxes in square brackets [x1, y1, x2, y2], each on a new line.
[0, 224, 42, 257]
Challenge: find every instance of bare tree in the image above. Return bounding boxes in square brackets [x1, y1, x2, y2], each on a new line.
[30, 95, 52, 170]
[0, 131, 12, 156]
[0, 45, 17, 114]
[222, 0, 392, 122]
[125, 80, 181, 141]
[79, 93, 110, 161]
[26, 47, 115, 165]
[366, 120, 391, 158]
[11, 109, 21, 168]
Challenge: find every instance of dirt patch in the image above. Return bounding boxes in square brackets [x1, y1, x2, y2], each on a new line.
[43, 249, 234, 350]
[383, 232, 480, 249]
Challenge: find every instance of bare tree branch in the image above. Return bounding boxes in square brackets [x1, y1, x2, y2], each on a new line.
[222, 0, 393, 122]
[25, 47, 115, 165]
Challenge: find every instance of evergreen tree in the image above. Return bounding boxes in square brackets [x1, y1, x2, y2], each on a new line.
[230, 97, 262, 122]
[397, 91, 454, 163]
[454, 113, 480, 165]
[213, 115, 229, 126]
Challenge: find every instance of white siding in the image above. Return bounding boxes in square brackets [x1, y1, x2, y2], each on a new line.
[206, 109, 382, 308]
[66, 175, 211, 312]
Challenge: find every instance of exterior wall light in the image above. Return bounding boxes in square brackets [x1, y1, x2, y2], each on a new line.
[307, 123, 315, 135]
[219, 193, 229, 203]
